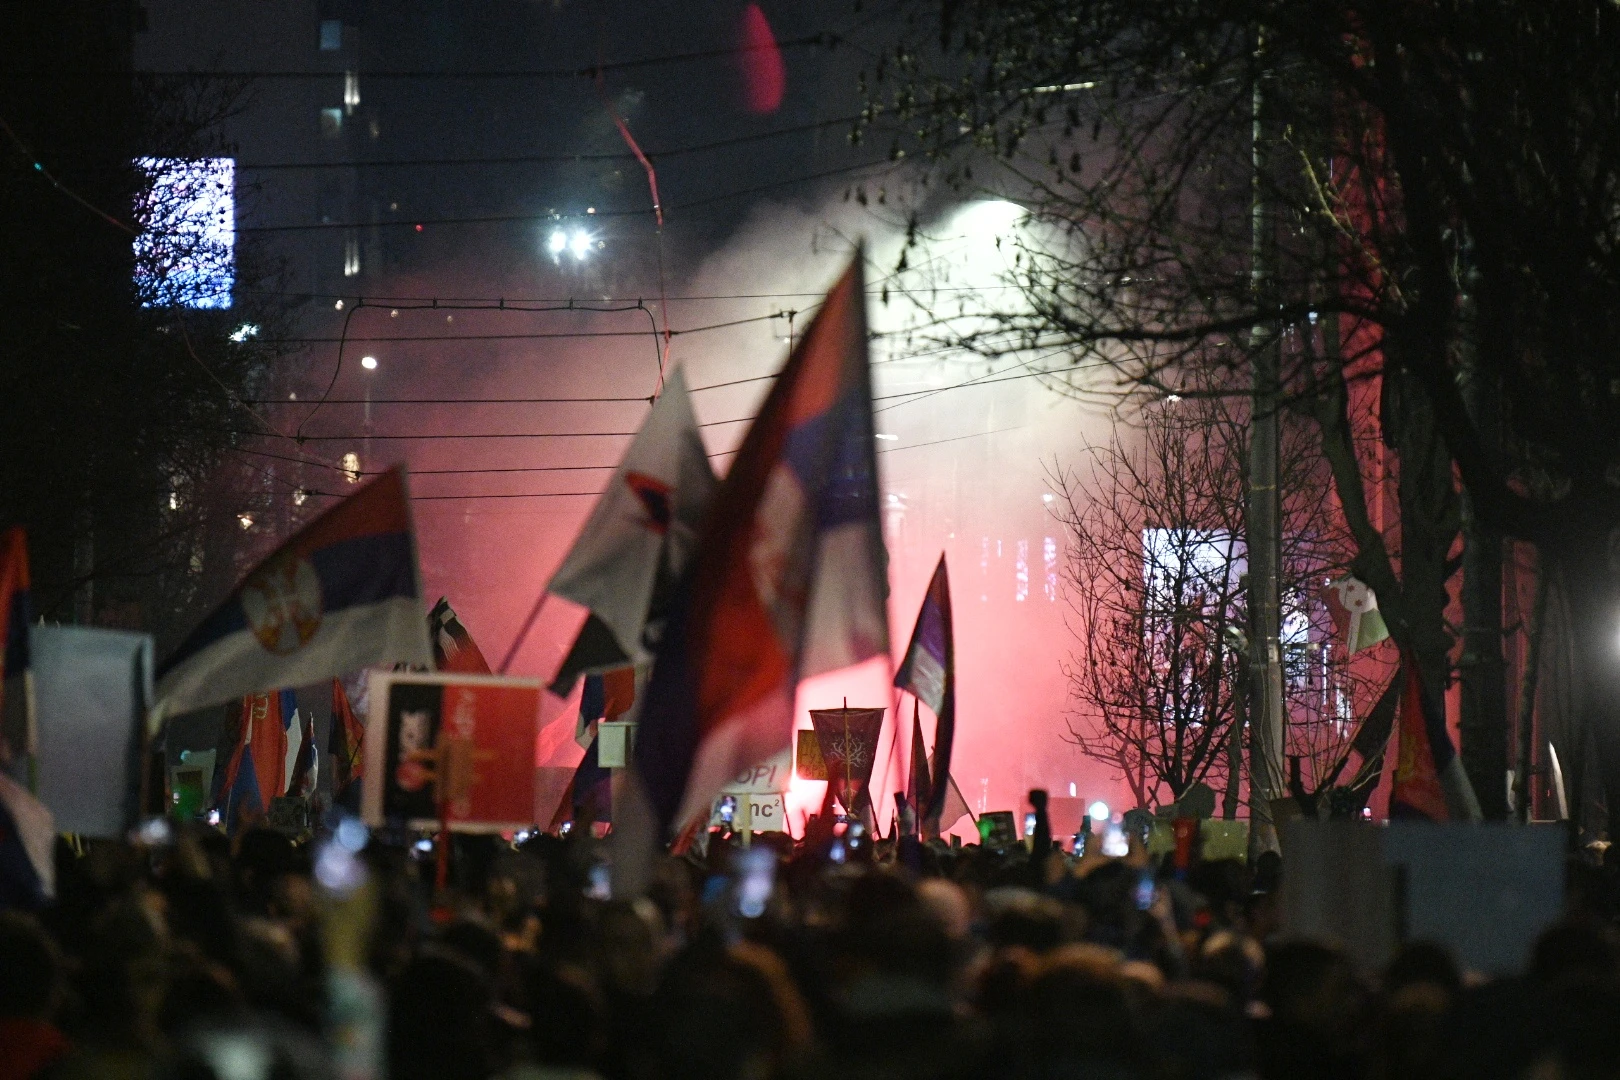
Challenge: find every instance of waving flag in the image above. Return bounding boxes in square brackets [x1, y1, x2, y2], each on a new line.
[0, 528, 34, 762]
[330, 677, 365, 800]
[1390, 650, 1481, 821]
[1321, 574, 1390, 654]
[214, 690, 296, 829]
[636, 257, 889, 832]
[0, 772, 53, 908]
[429, 597, 491, 674]
[286, 701, 318, 799]
[548, 367, 717, 691]
[905, 700, 932, 837]
[895, 555, 956, 825]
[154, 469, 432, 726]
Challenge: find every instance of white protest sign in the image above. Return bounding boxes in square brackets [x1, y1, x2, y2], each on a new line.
[709, 792, 788, 833]
[724, 744, 794, 794]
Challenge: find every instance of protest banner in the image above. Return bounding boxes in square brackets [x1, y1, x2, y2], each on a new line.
[795, 728, 826, 780]
[32, 625, 152, 837]
[709, 792, 789, 833]
[725, 744, 794, 794]
[362, 672, 541, 832]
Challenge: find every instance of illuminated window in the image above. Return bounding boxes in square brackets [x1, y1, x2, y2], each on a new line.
[344, 71, 360, 114]
[343, 236, 361, 277]
[1044, 537, 1058, 601]
[320, 107, 343, 138]
[132, 157, 234, 309]
[319, 19, 342, 50]
[1015, 540, 1029, 602]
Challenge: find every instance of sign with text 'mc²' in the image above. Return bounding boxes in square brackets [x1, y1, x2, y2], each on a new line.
[362, 672, 541, 832]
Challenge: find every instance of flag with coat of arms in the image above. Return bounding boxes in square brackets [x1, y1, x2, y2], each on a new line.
[153, 468, 433, 727]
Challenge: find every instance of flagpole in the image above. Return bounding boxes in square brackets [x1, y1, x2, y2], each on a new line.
[498, 591, 549, 674]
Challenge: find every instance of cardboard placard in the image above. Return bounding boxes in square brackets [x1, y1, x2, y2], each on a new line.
[795, 728, 826, 780]
[710, 792, 788, 833]
[362, 672, 541, 831]
[1281, 822, 1564, 976]
[977, 810, 1018, 849]
[727, 744, 794, 794]
[32, 625, 152, 837]
[1200, 819, 1249, 862]
[267, 795, 310, 834]
[597, 719, 634, 768]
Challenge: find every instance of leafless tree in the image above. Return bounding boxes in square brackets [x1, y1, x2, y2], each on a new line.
[1051, 385, 1388, 811]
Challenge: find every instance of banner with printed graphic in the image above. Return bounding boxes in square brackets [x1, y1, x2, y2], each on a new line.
[361, 672, 541, 831]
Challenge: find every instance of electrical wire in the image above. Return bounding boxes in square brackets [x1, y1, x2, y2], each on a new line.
[256, 309, 787, 345]
[237, 157, 898, 233]
[122, 34, 839, 81]
[237, 115, 860, 171]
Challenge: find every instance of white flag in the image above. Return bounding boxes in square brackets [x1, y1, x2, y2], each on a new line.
[548, 367, 717, 668]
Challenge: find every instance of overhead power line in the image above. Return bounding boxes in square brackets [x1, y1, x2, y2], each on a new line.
[238, 158, 896, 234]
[238, 116, 859, 172]
[255, 309, 789, 345]
[121, 34, 839, 81]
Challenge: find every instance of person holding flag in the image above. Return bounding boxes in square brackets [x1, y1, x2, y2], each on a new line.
[635, 255, 890, 835]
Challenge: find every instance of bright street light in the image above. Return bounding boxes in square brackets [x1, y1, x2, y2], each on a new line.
[547, 229, 567, 255]
[569, 229, 592, 259]
[360, 355, 378, 370]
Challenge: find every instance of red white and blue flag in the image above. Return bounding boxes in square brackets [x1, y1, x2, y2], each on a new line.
[894, 554, 955, 827]
[154, 468, 432, 724]
[214, 689, 297, 829]
[0, 528, 34, 763]
[635, 257, 889, 832]
[429, 597, 492, 675]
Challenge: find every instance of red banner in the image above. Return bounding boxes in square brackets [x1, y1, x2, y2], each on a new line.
[362, 673, 541, 831]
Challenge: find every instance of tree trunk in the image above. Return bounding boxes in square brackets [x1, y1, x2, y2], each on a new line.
[1457, 249, 1511, 819]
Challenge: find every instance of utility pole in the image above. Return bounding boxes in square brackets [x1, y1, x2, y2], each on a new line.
[1247, 38, 1287, 855]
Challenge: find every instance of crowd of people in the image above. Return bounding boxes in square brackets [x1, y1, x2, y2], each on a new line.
[4, 802, 1620, 1080]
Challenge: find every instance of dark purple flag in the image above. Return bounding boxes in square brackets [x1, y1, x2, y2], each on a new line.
[894, 555, 955, 824]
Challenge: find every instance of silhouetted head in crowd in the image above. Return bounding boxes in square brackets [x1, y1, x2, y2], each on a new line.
[1384, 940, 1461, 997]
[389, 946, 496, 1080]
[1530, 920, 1620, 987]
[0, 911, 63, 1021]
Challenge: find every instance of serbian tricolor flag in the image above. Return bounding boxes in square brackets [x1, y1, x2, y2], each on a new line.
[894, 554, 955, 826]
[429, 597, 491, 674]
[635, 257, 890, 832]
[154, 468, 432, 726]
[1390, 650, 1481, 821]
[214, 689, 296, 829]
[0, 528, 35, 763]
